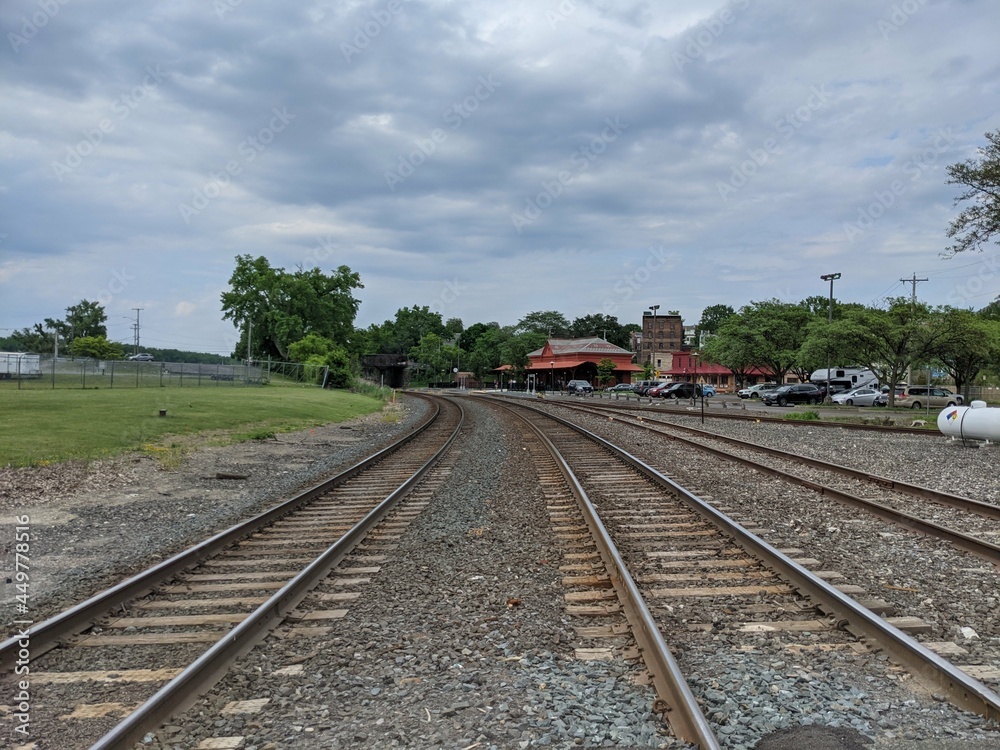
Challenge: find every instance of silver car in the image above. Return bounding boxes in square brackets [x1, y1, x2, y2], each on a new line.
[831, 386, 882, 407]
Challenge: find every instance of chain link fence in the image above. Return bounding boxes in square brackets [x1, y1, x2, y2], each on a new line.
[0, 356, 324, 390]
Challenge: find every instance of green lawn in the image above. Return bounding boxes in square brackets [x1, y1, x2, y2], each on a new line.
[0, 387, 386, 467]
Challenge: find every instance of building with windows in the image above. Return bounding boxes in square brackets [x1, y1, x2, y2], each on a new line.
[637, 310, 684, 374]
[517, 337, 643, 390]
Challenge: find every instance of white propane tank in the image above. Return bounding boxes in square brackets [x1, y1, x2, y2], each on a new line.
[937, 401, 1000, 442]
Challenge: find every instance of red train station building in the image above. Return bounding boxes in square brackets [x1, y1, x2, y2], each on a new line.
[516, 337, 643, 390]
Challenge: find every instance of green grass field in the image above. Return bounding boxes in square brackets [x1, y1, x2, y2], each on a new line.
[0, 386, 387, 467]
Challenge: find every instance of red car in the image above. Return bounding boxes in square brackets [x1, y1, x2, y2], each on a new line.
[646, 382, 675, 397]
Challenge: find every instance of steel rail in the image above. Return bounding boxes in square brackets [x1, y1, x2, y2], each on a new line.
[560, 401, 1000, 521]
[0, 394, 440, 673]
[551, 401, 1000, 564]
[504, 404, 721, 749]
[91, 395, 464, 749]
[493, 397, 1000, 723]
[554, 393, 939, 435]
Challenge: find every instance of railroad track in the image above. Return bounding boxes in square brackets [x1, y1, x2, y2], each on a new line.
[546, 399, 1000, 562]
[566, 391, 940, 435]
[0, 393, 464, 749]
[480, 395, 1000, 745]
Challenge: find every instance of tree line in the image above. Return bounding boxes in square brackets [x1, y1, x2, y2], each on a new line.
[700, 297, 1000, 403]
[6, 128, 999, 391]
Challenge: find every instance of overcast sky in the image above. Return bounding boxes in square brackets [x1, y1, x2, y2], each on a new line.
[2, 0, 999, 356]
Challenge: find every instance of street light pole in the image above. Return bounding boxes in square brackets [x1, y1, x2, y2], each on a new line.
[820, 273, 841, 404]
[648, 305, 660, 371]
[550, 360, 555, 394]
[690, 352, 705, 423]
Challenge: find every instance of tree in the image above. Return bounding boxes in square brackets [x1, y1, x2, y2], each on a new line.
[700, 318, 760, 387]
[516, 311, 570, 337]
[365, 306, 448, 355]
[9, 300, 109, 354]
[570, 314, 630, 349]
[830, 299, 954, 406]
[696, 304, 736, 344]
[499, 331, 547, 382]
[980, 299, 1000, 322]
[596, 358, 617, 386]
[61, 300, 108, 341]
[726, 300, 815, 384]
[408, 333, 462, 384]
[945, 129, 1000, 256]
[68, 336, 123, 361]
[463, 324, 511, 381]
[8, 324, 52, 353]
[929, 308, 1000, 397]
[221, 255, 363, 360]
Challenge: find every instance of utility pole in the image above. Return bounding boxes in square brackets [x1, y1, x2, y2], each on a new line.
[247, 318, 252, 364]
[900, 273, 927, 386]
[900, 273, 928, 305]
[132, 308, 142, 356]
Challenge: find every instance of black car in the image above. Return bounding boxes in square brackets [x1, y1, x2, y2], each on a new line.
[762, 383, 822, 406]
[661, 382, 703, 399]
[565, 379, 594, 394]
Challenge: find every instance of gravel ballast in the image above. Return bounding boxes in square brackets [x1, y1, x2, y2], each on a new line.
[3, 392, 999, 748]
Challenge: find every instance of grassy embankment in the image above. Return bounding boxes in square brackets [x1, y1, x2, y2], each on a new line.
[0, 385, 390, 467]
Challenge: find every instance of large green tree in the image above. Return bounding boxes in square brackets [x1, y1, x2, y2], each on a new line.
[516, 311, 571, 337]
[700, 316, 761, 387]
[409, 333, 462, 384]
[221, 255, 363, 360]
[696, 304, 736, 344]
[68, 335, 123, 361]
[365, 306, 448, 355]
[570, 313, 631, 349]
[9, 300, 108, 354]
[929, 308, 1000, 397]
[829, 299, 954, 406]
[945, 129, 1000, 257]
[723, 300, 815, 384]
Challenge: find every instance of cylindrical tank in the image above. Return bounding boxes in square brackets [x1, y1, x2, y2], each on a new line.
[937, 401, 1000, 442]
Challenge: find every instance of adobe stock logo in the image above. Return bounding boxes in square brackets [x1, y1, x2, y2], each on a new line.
[509, 117, 627, 233]
[178, 107, 295, 223]
[842, 128, 955, 243]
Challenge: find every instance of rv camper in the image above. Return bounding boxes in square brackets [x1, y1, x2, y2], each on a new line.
[809, 367, 878, 394]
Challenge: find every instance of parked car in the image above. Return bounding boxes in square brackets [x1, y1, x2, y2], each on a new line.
[661, 382, 705, 400]
[762, 383, 823, 406]
[127, 353, 155, 361]
[647, 381, 675, 397]
[892, 386, 961, 409]
[566, 379, 594, 394]
[831, 386, 883, 407]
[700, 384, 717, 397]
[738, 383, 777, 399]
[633, 380, 659, 395]
[937, 387, 964, 404]
[604, 383, 636, 392]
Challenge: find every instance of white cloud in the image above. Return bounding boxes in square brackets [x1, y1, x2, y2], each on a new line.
[2, 0, 998, 350]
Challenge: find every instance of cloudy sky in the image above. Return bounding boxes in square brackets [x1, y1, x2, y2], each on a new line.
[2, 0, 999, 356]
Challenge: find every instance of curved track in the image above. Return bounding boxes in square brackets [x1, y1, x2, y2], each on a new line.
[1, 394, 464, 749]
[480, 395, 1000, 736]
